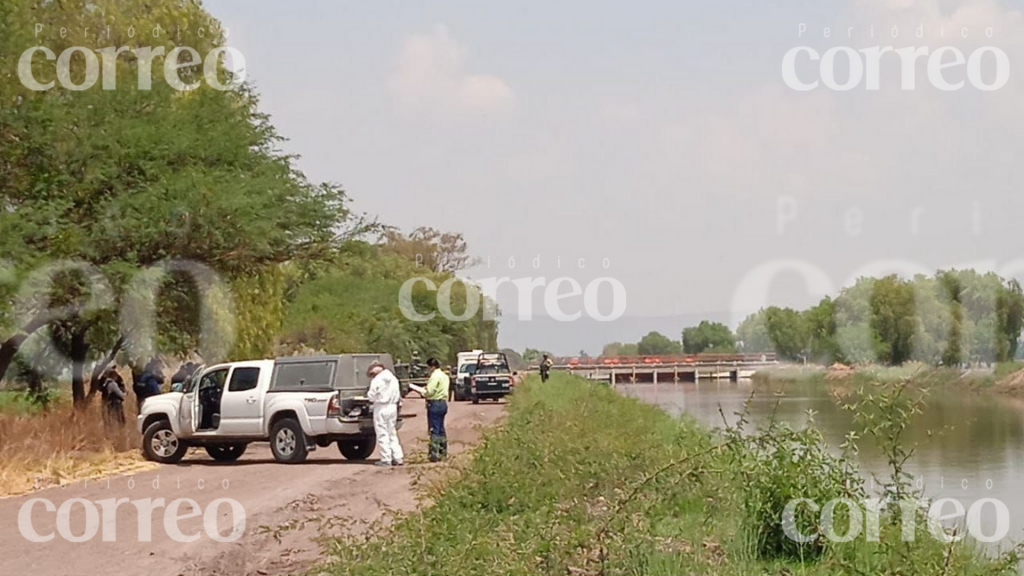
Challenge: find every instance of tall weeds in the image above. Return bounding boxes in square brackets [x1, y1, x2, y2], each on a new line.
[316, 374, 1017, 576]
[0, 398, 146, 495]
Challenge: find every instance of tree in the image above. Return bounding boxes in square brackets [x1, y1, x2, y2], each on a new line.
[733, 271, 1024, 368]
[682, 321, 735, 354]
[600, 342, 639, 357]
[909, 274, 948, 364]
[384, 227, 479, 273]
[763, 307, 809, 361]
[869, 275, 917, 365]
[802, 297, 839, 363]
[280, 243, 498, 364]
[521, 348, 554, 365]
[0, 0, 348, 406]
[637, 331, 682, 356]
[834, 324, 878, 365]
[937, 271, 965, 366]
[996, 280, 1024, 362]
[736, 311, 773, 353]
[502, 349, 526, 370]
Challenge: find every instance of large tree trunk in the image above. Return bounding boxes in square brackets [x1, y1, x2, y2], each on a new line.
[71, 330, 90, 409]
[86, 335, 127, 401]
[0, 316, 48, 384]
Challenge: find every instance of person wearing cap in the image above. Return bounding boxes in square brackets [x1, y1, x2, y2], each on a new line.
[409, 357, 450, 462]
[101, 366, 127, 426]
[366, 361, 404, 467]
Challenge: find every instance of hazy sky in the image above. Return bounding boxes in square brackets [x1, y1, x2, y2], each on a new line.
[204, 0, 1024, 354]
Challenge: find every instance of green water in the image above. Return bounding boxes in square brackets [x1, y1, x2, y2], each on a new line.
[621, 381, 1024, 553]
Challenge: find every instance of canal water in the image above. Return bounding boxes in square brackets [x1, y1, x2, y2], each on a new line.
[620, 380, 1024, 554]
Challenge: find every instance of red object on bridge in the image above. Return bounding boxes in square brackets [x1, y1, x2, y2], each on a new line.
[555, 353, 776, 365]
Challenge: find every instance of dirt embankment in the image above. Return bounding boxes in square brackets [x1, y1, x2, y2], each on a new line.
[0, 400, 505, 576]
[992, 369, 1024, 394]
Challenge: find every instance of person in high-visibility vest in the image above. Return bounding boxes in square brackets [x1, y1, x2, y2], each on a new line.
[409, 357, 450, 462]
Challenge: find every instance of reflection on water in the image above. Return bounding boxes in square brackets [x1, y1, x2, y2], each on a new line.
[620, 380, 1024, 552]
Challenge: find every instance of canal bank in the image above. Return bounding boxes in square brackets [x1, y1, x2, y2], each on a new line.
[750, 362, 1024, 395]
[623, 376, 1024, 556]
[315, 374, 1014, 576]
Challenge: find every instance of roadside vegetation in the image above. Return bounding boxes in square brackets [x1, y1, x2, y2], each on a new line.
[315, 374, 1017, 576]
[0, 0, 498, 493]
[0, 394, 149, 495]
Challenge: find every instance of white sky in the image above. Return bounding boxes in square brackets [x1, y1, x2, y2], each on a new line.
[205, 0, 1024, 354]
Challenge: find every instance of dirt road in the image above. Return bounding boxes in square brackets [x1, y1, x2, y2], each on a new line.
[0, 400, 504, 576]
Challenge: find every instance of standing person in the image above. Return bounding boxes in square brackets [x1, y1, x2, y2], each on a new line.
[366, 361, 404, 467]
[448, 365, 458, 401]
[410, 357, 450, 462]
[170, 361, 194, 390]
[101, 367, 127, 426]
[540, 354, 553, 383]
[134, 359, 164, 411]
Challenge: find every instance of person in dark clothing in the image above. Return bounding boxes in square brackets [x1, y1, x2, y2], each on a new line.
[170, 361, 196, 390]
[101, 367, 127, 426]
[540, 354, 553, 382]
[134, 359, 165, 411]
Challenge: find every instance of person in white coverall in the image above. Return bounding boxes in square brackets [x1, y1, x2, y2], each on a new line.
[366, 361, 405, 467]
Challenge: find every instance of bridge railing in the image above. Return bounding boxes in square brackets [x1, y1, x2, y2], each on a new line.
[552, 352, 776, 367]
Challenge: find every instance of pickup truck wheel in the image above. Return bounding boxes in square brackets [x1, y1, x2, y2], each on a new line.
[143, 420, 188, 464]
[270, 419, 308, 463]
[337, 437, 377, 460]
[472, 394, 479, 405]
[205, 443, 247, 462]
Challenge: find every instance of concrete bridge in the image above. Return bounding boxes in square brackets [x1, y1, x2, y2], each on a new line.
[552, 359, 778, 385]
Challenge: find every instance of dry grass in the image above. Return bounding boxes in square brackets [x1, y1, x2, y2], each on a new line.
[0, 399, 155, 497]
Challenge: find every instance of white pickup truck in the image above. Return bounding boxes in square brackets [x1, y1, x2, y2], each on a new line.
[137, 354, 401, 464]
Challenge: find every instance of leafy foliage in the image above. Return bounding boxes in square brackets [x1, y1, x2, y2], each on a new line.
[280, 243, 497, 364]
[0, 0, 398, 405]
[738, 270, 1024, 367]
[521, 348, 551, 365]
[637, 331, 682, 355]
[723, 405, 863, 560]
[682, 321, 736, 354]
[383, 227, 478, 273]
[601, 341, 639, 356]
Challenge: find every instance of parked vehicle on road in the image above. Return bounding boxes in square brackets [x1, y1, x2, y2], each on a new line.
[392, 362, 422, 398]
[470, 352, 515, 404]
[453, 349, 483, 401]
[138, 354, 400, 464]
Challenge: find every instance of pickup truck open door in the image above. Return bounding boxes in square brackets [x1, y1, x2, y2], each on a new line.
[179, 371, 200, 437]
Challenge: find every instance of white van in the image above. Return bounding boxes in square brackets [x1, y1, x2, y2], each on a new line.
[453, 349, 484, 401]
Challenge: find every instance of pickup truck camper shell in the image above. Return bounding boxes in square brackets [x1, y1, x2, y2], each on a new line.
[138, 354, 400, 464]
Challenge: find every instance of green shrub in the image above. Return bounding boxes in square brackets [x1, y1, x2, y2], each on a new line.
[725, 419, 862, 560]
[314, 374, 1017, 576]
